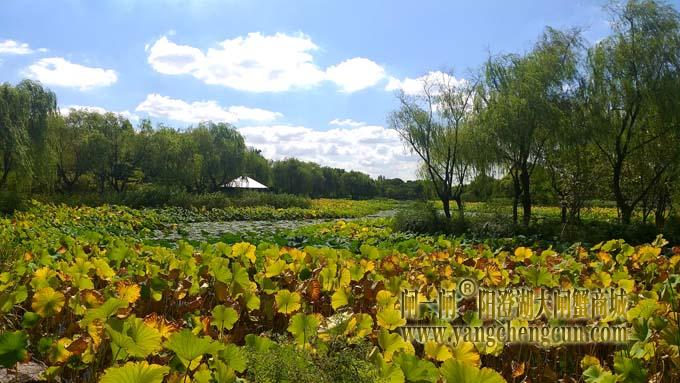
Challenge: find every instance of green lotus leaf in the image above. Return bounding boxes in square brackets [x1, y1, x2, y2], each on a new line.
[370, 351, 405, 383]
[211, 305, 239, 331]
[626, 298, 661, 322]
[99, 361, 169, 383]
[522, 266, 554, 288]
[217, 343, 247, 373]
[439, 359, 506, 383]
[106, 317, 162, 360]
[613, 351, 647, 383]
[165, 329, 223, 371]
[80, 298, 128, 326]
[21, 312, 41, 329]
[394, 352, 438, 382]
[213, 359, 237, 383]
[244, 334, 273, 353]
[0, 331, 28, 368]
[582, 365, 617, 383]
[275, 289, 301, 314]
[377, 328, 409, 361]
[287, 313, 320, 346]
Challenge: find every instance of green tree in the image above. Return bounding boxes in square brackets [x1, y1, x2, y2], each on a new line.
[243, 148, 272, 187]
[389, 71, 476, 219]
[478, 28, 581, 227]
[0, 83, 29, 188]
[586, 0, 680, 224]
[53, 110, 100, 191]
[16, 79, 57, 189]
[191, 122, 246, 192]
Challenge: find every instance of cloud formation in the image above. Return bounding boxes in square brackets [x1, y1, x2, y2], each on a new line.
[238, 124, 418, 179]
[61, 105, 139, 122]
[386, 70, 466, 95]
[329, 118, 366, 127]
[0, 39, 34, 55]
[146, 32, 386, 93]
[135, 93, 283, 124]
[25, 57, 117, 90]
[326, 57, 386, 93]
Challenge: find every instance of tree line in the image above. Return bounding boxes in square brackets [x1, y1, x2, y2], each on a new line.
[0, 87, 427, 200]
[391, 0, 680, 228]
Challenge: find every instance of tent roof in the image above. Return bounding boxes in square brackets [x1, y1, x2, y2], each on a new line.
[222, 176, 268, 189]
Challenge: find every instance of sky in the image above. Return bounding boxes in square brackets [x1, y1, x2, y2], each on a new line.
[0, 0, 659, 179]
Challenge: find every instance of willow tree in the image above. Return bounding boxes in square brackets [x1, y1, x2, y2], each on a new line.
[0, 83, 29, 188]
[0, 80, 56, 189]
[17, 79, 57, 189]
[389, 71, 476, 219]
[191, 122, 247, 192]
[586, 0, 680, 224]
[478, 28, 581, 227]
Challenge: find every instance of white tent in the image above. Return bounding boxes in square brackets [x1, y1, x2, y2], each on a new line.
[222, 176, 268, 189]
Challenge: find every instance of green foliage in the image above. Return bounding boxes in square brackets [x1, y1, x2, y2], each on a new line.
[99, 361, 170, 383]
[392, 201, 454, 234]
[0, 331, 28, 368]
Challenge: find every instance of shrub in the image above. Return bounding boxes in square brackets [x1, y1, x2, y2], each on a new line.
[392, 201, 453, 234]
[245, 338, 379, 383]
[245, 340, 324, 383]
[0, 191, 27, 214]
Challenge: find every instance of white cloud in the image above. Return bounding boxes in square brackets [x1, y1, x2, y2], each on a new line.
[325, 57, 385, 93]
[25, 57, 117, 90]
[0, 39, 33, 55]
[146, 33, 385, 93]
[329, 118, 366, 127]
[61, 105, 139, 122]
[146, 36, 203, 75]
[239, 124, 418, 179]
[385, 71, 466, 95]
[135, 93, 283, 124]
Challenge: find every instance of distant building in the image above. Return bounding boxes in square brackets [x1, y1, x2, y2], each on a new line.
[221, 176, 268, 190]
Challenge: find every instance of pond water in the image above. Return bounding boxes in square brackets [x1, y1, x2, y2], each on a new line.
[152, 208, 399, 242]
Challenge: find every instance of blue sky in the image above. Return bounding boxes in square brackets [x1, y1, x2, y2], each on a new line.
[0, 0, 656, 179]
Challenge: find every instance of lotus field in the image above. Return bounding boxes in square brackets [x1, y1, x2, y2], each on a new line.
[0, 202, 678, 383]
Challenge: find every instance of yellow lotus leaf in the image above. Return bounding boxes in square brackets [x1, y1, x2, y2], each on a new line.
[376, 307, 406, 330]
[116, 282, 141, 304]
[87, 322, 104, 348]
[424, 340, 452, 361]
[514, 247, 533, 261]
[597, 251, 612, 264]
[669, 255, 680, 267]
[361, 260, 375, 273]
[345, 313, 373, 338]
[275, 289, 301, 314]
[441, 279, 456, 291]
[331, 287, 349, 310]
[144, 313, 179, 340]
[618, 279, 635, 293]
[48, 338, 72, 364]
[339, 268, 351, 288]
[483, 265, 503, 287]
[451, 341, 480, 366]
[580, 355, 600, 369]
[32, 287, 66, 317]
[31, 267, 57, 289]
[376, 290, 397, 309]
[232, 242, 256, 263]
[264, 259, 286, 278]
[636, 245, 661, 263]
